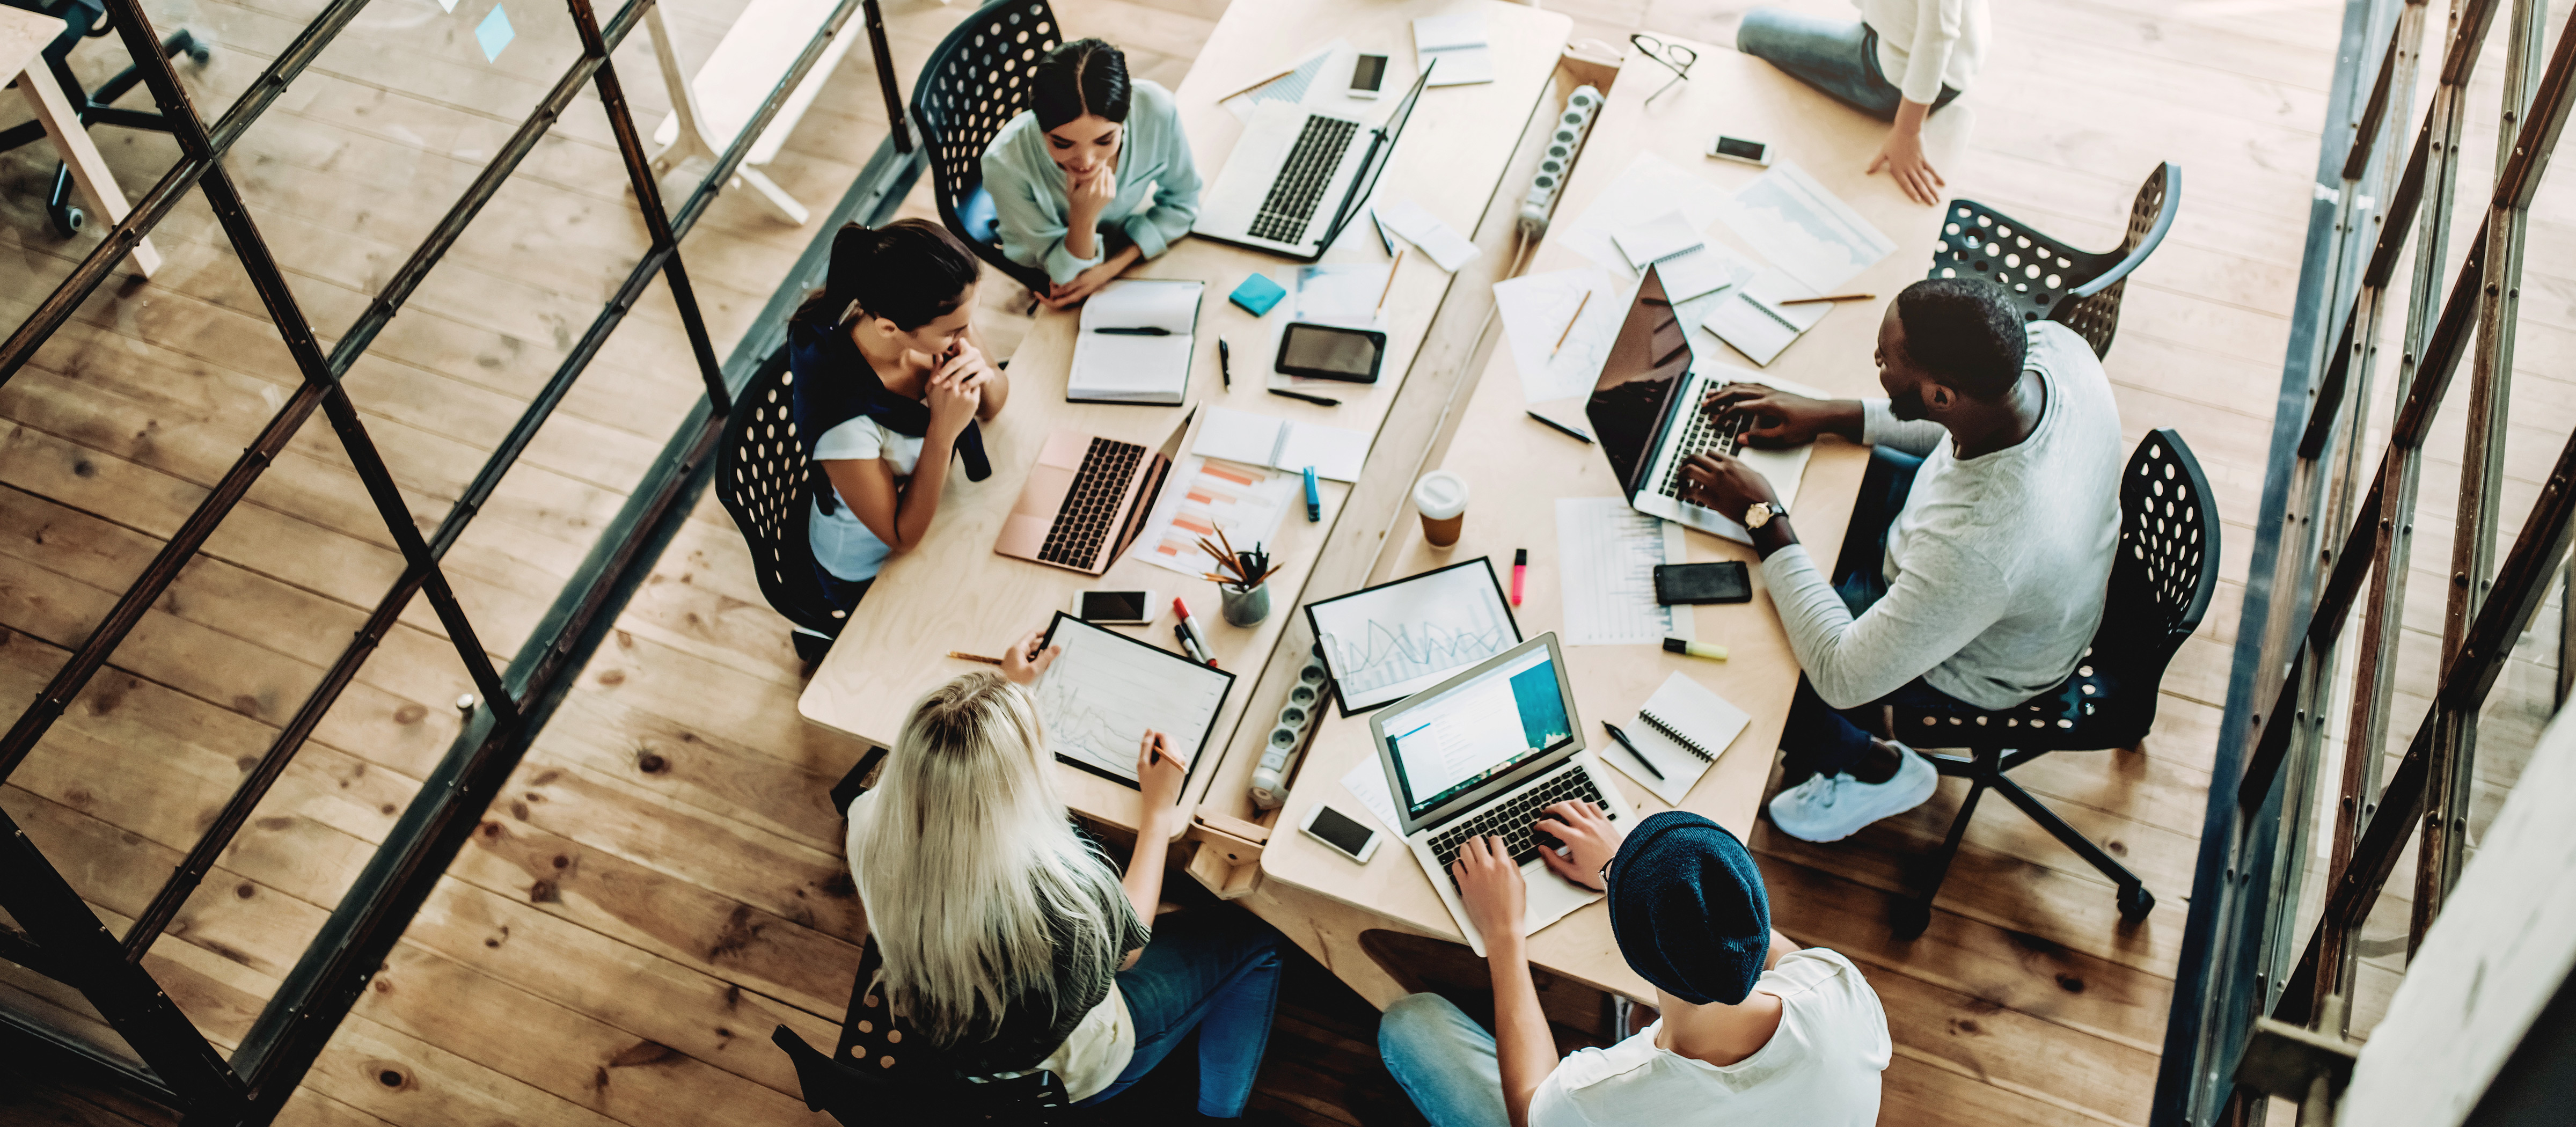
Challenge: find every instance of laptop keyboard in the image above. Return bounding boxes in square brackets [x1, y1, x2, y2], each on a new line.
[1248, 116, 1361, 245]
[1428, 769, 1618, 890]
[1037, 437, 1145, 568]
[1653, 399, 1756, 502]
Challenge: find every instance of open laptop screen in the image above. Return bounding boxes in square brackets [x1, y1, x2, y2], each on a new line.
[1380, 643, 1575, 819]
[1584, 265, 1693, 494]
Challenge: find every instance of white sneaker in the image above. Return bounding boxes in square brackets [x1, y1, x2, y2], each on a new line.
[1767, 741, 1937, 843]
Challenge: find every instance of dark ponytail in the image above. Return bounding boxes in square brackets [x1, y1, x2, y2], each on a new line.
[1030, 39, 1131, 131]
[792, 218, 980, 331]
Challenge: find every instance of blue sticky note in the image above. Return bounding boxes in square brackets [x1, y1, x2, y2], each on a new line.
[475, 4, 514, 62]
[1230, 273, 1286, 316]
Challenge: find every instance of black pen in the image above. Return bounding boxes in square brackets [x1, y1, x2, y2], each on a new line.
[1600, 721, 1664, 780]
[1219, 337, 1232, 389]
[1526, 410, 1594, 444]
[1094, 326, 1170, 336]
[1269, 387, 1341, 407]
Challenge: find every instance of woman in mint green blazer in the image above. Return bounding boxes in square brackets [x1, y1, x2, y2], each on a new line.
[980, 39, 1201, 310]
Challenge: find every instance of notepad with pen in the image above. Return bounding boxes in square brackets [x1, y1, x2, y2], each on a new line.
[1068, 279, 1204, 405]
[1610, 671, 1751, 804]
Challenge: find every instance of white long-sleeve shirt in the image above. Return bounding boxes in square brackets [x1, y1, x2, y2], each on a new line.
[1759, 322, 2122, 711]
[1858, 0, 1990, 106]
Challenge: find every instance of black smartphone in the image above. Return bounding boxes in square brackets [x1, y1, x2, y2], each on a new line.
[1653, 561, 1752, 605]
[1275, 322, 1386, 383]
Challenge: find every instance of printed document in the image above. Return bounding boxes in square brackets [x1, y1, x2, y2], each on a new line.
[1718, 160, 1898, 292]
[1555, 498, 1692, 647]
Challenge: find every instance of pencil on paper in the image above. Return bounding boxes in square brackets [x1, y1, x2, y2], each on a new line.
[1777, 292, 1875, 305]
[1552, 290, 1593, 354]
[947, 652, 1002, 665]
[1220, 65, 1299, 103]
[1377, 249, 1404, 312]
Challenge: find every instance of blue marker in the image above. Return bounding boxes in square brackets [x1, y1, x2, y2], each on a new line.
[1302, 465, 1321, 522]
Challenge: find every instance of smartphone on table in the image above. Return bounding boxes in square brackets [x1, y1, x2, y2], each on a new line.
[1072, 590, 1158, 625]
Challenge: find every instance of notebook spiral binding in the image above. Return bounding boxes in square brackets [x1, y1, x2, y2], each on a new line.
[1637, 708, 1717, 762]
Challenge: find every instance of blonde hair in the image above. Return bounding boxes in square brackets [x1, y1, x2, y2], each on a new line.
[846, 672, 1125, 1048]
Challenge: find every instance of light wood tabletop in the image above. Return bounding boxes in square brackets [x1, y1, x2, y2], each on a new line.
[797, 0, 1574, 837]
[1245, 34, 1977, 1001]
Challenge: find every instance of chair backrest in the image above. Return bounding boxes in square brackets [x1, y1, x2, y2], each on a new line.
[713, 346, 845, 636]
[2087, 428, 2221, 730]
[1928, 163, 2181, 358]
[912, 0, 1063, 292]
[773, 1026, 1072, 1126]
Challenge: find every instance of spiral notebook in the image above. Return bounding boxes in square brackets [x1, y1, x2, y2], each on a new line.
[1611, 672, 1751, 805]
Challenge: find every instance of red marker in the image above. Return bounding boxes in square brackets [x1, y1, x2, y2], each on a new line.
[1511, 548, 1528, 606]
[1172, 598, 1218, 668]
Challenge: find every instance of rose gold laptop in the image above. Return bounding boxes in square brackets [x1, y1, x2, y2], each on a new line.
[994, 409, 1195, 575]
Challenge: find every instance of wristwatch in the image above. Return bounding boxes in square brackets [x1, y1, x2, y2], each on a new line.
[1744, 501, 1788, 531]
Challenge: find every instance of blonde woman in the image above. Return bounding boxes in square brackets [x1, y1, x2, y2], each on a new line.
[844, 629, 1283, 1115]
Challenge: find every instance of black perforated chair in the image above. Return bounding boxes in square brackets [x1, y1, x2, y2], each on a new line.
[1927, 163, 2179, 358]
[911, 0, 1064, 295]
[713, 347, 846, 660]
[1885, 429, 2219, 939]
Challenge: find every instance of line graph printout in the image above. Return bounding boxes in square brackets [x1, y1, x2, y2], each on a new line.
[1718, 160, 1898, 294]
[1307, 558, 1521, 714]
[1033, 613, 1234, 791]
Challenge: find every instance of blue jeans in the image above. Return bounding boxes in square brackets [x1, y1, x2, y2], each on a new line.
[1378, 993, 1510, 1127]
[1779, 447, 1986, 781]
[1078, 908, 1284, 1117]
[1736, 8, 1961, 122]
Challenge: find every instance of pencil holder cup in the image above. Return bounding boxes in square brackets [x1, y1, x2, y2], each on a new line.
[1220, 582, 1271, 627]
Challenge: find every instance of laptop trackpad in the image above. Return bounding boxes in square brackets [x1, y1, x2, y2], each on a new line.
[1520, 857, 1604, 935]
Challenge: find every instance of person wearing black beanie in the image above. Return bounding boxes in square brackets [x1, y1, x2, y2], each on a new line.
[1379, 807, 1891, 1126]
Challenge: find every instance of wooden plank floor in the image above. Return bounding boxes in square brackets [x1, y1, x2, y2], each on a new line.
[13, 0, 2553, 1123]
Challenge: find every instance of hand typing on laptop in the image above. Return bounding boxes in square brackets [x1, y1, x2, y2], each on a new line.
[1701, 381, 1861, 449]
[1450, 836, 1527, 949]
[1529, 800, 1624, 892]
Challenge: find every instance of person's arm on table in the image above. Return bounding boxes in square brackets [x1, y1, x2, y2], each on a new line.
[1681, 451, 2009, 708]
[1455, 837, 1554, 1127]
[1868, 0, 1963, 206]
[1113, 728, 1189, 969]
[828, 368, 978, 553]
[982, 145, 1108, 292]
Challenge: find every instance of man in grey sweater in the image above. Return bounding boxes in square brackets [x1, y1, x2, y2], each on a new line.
[1681, 279, 2121, 843]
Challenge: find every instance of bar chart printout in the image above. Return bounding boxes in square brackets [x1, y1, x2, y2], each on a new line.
[1308, 558, 1521, 713]
[1128, 455, 1298, 577]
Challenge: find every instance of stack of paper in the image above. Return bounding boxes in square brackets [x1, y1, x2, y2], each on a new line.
[1191, 406, 1368, 481]
[1067, 280, 1203, 404]
[1413, 14, 1492, 85]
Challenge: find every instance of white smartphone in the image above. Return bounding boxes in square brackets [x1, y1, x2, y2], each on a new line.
[1299, 803, 1382, 864]
[1709, 134, 1773, 166]
[1071, 590, 1158, 625]
[1349, 53, 1390, 99]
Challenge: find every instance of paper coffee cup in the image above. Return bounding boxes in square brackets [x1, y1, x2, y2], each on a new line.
[1414, 471, 1468, 547]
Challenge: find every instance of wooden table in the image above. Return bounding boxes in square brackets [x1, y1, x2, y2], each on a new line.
[1236, 35, 1976, 1005]
[3, 5, 160, 277]
[797, 0, 1574, 838]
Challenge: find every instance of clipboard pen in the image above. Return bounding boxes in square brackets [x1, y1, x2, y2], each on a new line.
[1269, 387, 1342, 407]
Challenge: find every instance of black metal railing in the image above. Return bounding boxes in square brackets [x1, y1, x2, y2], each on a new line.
[0, 0, 920, 1119]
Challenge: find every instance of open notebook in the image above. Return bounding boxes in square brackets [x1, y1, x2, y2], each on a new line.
[1068, 279, 1204, 404]
[1606, 671, 1751, 806]
[1190, 406, 1368, 481]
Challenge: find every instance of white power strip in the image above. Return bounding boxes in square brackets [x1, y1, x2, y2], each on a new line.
[1514, 85, 1604, 246]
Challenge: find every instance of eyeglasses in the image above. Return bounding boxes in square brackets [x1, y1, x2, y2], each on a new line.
[1629, 34, 1698, 106]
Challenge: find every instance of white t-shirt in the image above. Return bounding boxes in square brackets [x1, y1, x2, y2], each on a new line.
[809, 414, 926, 581]
[1857, 0, 1990, 106]
[1528, 949, 1891, 1127]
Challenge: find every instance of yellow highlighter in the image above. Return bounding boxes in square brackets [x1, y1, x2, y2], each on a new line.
[1664, 637, 1728, 661]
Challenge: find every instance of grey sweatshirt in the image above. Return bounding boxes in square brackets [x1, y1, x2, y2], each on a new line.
[1760, 321, 2122, 711]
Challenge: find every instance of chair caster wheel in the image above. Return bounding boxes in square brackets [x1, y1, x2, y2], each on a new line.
[187, 46, 211, 64]
[1891, 900, 1931, 940]
[48, 202, 84, 239]
[2117, 884, 2154, 921]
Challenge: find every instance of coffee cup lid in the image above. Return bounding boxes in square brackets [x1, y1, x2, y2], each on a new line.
[1414, 471, 1469, 519]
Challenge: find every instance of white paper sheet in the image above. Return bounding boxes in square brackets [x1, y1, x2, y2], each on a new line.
[1562, 153, 1730, 278]
[1219, 41, 1344, 122]
[1341, 754, 1401, 831]
[1413, 14, 1493, 85]
[1188, 406, 1368, 481]
[1556, 498, 1691, 647]
[1718, 160, 1898, 293]
[1699, 268, 1831, 367]
[1377, 199, 1481, 271]
[1125, 454, 1299, 578]
[1295, 262, 1393, 328]
[1492, 268, 1629, 404]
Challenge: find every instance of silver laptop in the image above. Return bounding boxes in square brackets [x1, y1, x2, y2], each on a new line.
[1192, 63, 1433, 260]
[1584, 265, 1814, 543]
[1369, 634, 1635, 956]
